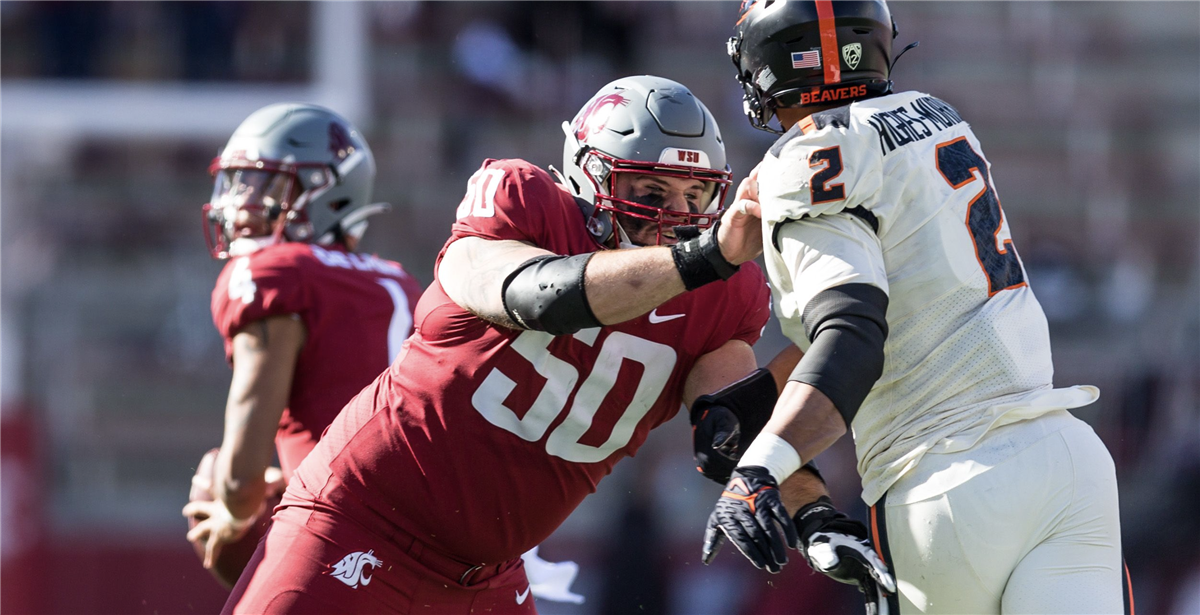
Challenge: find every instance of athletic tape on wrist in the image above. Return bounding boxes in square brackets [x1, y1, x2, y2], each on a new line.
[739, 432, 802, 483]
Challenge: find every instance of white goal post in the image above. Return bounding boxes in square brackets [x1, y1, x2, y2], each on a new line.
[1, 2, 370, 141]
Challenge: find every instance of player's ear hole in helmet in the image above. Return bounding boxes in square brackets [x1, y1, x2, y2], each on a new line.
[555, 75, 732, 248]
[203, 103, 389, 259]
[728, 0, 914, 134]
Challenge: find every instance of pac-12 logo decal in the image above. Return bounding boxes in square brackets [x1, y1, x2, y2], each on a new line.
[572, 93, 628, 142]
[328, 549, 382, 589]
[842, 43, 862, 70]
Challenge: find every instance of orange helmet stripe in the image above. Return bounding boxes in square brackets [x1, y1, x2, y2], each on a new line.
[815, 0, 841, 85]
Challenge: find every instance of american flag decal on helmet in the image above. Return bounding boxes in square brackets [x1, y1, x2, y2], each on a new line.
[792, 50, 821, 69]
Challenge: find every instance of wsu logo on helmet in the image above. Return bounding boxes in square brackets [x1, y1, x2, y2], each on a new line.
[572, 93, 628, 142]
[329, 122, 355, 160]
[327, 549, 383, 589]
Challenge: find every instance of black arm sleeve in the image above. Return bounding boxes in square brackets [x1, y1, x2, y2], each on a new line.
[788, 283, 889, 426]
[501, 253, 600, 336]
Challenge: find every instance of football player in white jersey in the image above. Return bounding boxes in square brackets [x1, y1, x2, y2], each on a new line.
[701, 2, 1130, 614]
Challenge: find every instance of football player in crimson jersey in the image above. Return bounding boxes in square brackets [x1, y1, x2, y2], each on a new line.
[182, 104, 424, 588]
[703, 2, 1128, 614]
[222, 76, 776, 615]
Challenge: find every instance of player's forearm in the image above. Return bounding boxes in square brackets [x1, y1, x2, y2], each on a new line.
[217, 317, 303, 518]
[763, 345, 805, 393]
[214, 443, 269, 519]
[682, 339, 759, 407]
[216, 398, 277, 518]
[780, 465, 831, 515]
[763, 381, 846, 469]
[584, 246, 687, 324]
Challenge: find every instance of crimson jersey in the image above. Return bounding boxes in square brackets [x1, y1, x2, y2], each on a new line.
[211, 242, 423, 479]
[287, 159, 770, 565]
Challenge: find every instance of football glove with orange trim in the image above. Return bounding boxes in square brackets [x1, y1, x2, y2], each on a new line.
[794, 496, 896, 613]
[701, 466, 798, 573]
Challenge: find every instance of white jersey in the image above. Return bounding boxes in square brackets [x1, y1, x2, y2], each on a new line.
[758, 91, 1099, 505]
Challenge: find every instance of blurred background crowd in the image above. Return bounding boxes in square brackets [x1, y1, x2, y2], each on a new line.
[1, 2, 1196, 614]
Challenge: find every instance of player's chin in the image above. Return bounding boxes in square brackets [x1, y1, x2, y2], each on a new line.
[641, 225, 679, 246]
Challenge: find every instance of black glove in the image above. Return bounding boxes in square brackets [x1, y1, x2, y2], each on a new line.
[690, 368, 777, 484]
[692, 404, 741, 483]
[794, 497, 897, 612]
[701, 466, 798, 573]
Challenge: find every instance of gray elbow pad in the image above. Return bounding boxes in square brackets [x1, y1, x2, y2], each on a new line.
[788, 283, 889, 426]
[501, 253, 601, 336]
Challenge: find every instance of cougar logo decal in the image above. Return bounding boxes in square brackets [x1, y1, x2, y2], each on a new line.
[572, 93, 628, 142]
[328, 549, 383, 589]
[329, 121, 355, 160]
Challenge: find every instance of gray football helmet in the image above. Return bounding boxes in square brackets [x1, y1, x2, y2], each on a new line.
[203, 103, 386, 259]
[559, 76, 731, 246]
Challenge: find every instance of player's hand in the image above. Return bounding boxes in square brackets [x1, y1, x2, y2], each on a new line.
[716, 165, 762, 265]
[692, 403, 742, 483]
[690, 368, 777, 485]
[182, 498, 256, 570]
[701, 466, 798, 573]
[794, 496, 897, 609]
[263, 465, 286, 494]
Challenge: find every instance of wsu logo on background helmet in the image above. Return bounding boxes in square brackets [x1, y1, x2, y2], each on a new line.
[202, 103, 388, 259]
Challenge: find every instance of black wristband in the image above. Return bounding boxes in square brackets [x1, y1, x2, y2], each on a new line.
[671, 218, 740, 290]
[792, 495, 840, 538]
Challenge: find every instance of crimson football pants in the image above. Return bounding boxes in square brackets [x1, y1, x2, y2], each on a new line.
[223, 506, 536, 615]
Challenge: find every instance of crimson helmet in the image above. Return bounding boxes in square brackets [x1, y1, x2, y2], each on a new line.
[203, 103, 386, 259]
[559, 76, 732, 247]
[729, 0, 897, 133]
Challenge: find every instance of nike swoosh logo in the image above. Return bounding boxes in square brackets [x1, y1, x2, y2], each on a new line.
[516, 586, 532, 605]
[648, 309, 685, 324]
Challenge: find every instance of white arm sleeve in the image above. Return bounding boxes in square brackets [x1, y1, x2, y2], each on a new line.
[767, 213, 888, 351]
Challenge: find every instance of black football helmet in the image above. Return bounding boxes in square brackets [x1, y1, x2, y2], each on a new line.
[729, 0, 897, 133]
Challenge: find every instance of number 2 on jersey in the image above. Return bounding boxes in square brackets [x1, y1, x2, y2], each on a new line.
[809, 146, 846, 204]
[935, 137, 1026, 296]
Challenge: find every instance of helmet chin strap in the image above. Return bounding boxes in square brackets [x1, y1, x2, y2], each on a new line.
[614, 221, 638, 250]
[315, 202, 391, 247]
[227, 235, 280, 257]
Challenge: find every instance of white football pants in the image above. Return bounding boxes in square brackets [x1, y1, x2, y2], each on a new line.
[869, 410, 1131, 614]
